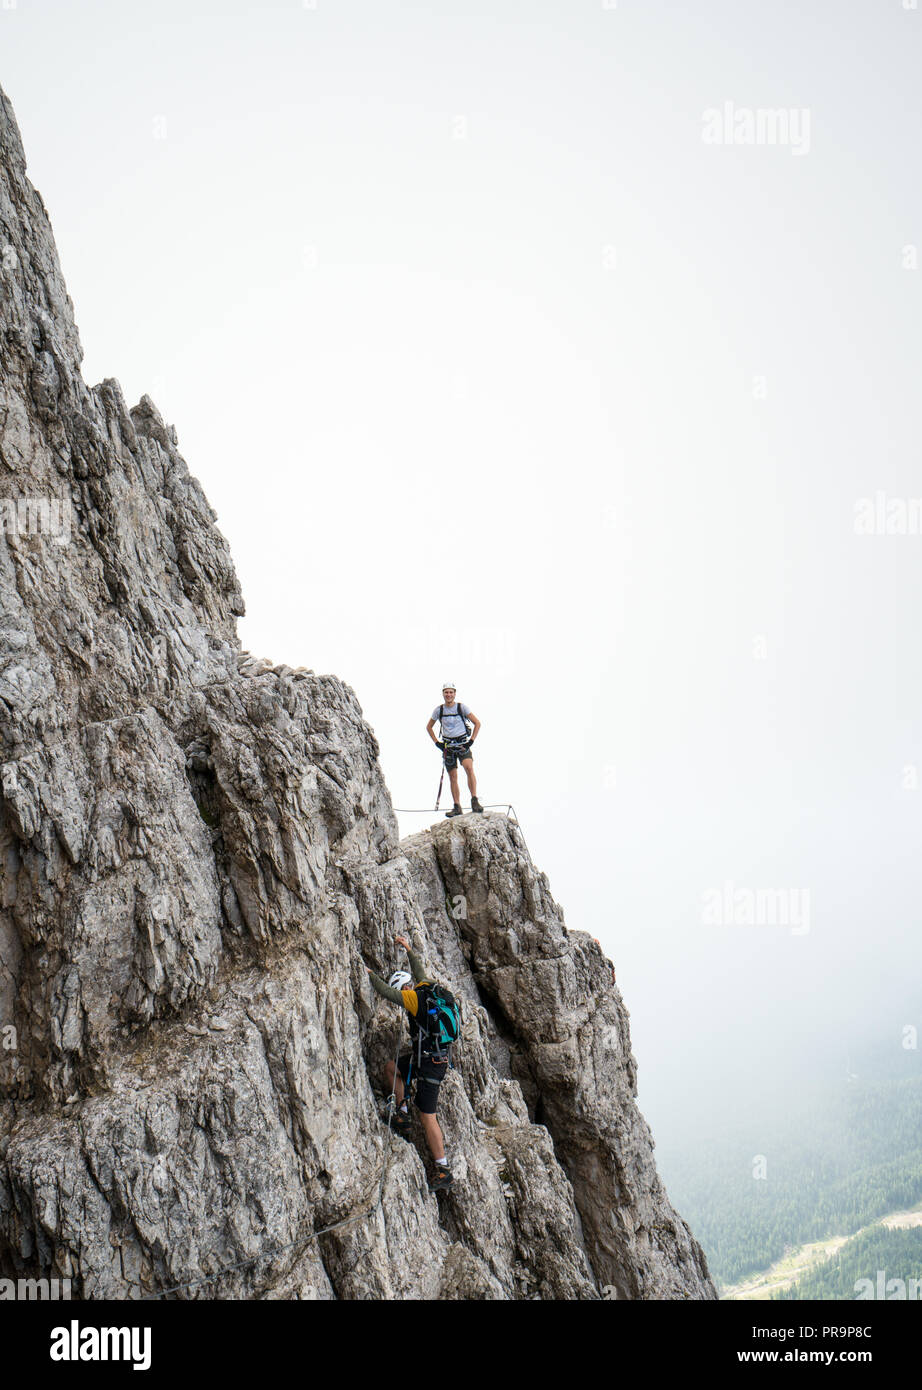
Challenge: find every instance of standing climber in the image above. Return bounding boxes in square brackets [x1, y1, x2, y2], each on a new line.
[427, 682, 483, 818]
[367, 933, 461, 1193]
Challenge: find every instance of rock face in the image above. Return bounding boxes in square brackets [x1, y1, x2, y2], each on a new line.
[0, 83, 715, 1301]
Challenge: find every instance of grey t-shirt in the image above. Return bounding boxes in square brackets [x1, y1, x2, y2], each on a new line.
[432, 702, 471, 740]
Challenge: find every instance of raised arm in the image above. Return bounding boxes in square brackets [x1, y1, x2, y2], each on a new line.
[396, 932, 431, 984]
[407, 944, 430, 982]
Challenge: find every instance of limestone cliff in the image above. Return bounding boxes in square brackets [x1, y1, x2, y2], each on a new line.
[0, 83, 715, 1300]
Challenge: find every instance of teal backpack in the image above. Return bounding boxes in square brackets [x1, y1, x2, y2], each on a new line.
[413, 982, 461, 1063]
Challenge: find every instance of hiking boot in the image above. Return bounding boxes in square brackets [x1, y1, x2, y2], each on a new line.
[381, 1102, 410, 1134]
[392, 1108, 412, 1137]
[429, 1167, 454, 1193]
[471, 797, 483, 813]
[445, 803, 463, 818]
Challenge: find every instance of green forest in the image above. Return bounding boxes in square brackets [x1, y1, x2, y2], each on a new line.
[657, 1077, 922, 1287]
[775, 1227, 922, 1300]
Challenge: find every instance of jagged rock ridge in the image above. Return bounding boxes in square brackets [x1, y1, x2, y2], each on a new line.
[0, 83, 715, 1300]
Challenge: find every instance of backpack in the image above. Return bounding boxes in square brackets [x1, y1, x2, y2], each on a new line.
[439, 704, 471, 745]
[412, 982, 462, 1063]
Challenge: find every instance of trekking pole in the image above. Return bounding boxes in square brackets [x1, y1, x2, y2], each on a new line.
[433, 739, 447, 811]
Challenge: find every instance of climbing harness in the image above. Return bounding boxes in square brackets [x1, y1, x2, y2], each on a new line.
[441, 736, 472, 754]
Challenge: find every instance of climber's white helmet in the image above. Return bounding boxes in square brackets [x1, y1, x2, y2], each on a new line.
[442, 682, 456, 693]
[388, 970, 412, 990]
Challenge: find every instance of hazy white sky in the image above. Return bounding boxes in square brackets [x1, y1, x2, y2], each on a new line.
[5, 0, 922, 1138]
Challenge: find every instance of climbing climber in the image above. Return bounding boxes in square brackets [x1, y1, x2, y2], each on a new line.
[427, 682, 483, 818]
[367, 933, 461, 1193]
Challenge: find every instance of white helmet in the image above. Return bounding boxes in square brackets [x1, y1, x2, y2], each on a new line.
[442, 681, 456, 692]
[388, 970, 412, 990]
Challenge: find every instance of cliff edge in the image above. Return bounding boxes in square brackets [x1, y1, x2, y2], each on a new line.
[0, 83, 715, 1300]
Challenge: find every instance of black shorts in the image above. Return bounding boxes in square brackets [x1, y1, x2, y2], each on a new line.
[442, 741, 473, 771]
[397, 1051, 448, 1115]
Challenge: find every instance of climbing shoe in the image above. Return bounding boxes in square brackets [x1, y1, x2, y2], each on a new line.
[471, 797, 483, 813]
[392, 1108, 412, 1137]
[382, 1102, 410, 1136]
[445, 803, 463, 818]
[429, 1167, 454, 1193]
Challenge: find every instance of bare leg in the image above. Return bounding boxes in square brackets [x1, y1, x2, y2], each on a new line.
[448, 766, 461, 803]
[419, 1111, 445, 1163]
[461, 757, 477, 797]
[383, 1059, 405, 1107]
